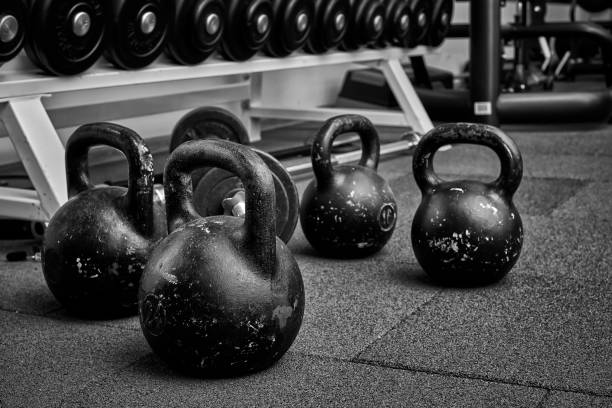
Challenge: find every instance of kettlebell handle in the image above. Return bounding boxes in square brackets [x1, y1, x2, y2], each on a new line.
[65, 123, 155, 236]
[312, 114, 380, 184]
[413, 123, 523, 196]
[165, 139, 276, 271]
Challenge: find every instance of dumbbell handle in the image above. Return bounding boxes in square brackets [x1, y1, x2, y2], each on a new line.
[222, 191, 247, 217]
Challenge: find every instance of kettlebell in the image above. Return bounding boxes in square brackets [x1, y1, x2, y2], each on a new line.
[300, 114, 397, 258]
[139, 139, 304, 377]
[411, 123, 524, 286]
[42, 123, 166, 318]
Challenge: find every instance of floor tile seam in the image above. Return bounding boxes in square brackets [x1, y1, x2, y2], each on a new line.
[350, 357, 612, 398]
[0, 306, 58, 318]
[351, 290, 445, 360]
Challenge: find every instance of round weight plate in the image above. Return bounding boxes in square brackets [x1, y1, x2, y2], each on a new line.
[219, 0, 274, 61]
[0, 0, 27, 64]
[263, 0, 314, 57]
[105, 0, 168, 69]
[407, 0, 432, 48]
[166, 0, 226, 65]
[170, 106, 250, 197]
[385, 0, 411, 47]
[304, 0, 349, 54]
[340, 0, 385, 51]
[25, 0, 105, 75]
[425, 0, 453, 47]
[170, 106, 249, 152]
[193, 148, 299, 244]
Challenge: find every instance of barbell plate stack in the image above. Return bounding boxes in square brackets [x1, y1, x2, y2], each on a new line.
[166, 0, 226, 65]
[25, 0, 106, 75]
[104, 0, 168, 70]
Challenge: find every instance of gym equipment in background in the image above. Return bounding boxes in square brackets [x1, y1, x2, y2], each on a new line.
[263, 0, 314, 57]
[165, 0, 226, 65]
[300, 114, 397, 258]
[0, 0, 27, 67]
[303, 0, 350, 53]
[42, 123, 166, 318]
[24, 0, 106, 75]
[139, 139, 304, 377]
[339, 0, 386, 51]
[412, 123, 524, 286]
[104, 0, 168, 69]
[219, 0, 274, 61]
[378, 0, 412, 48]
[170, 107, 300, 244]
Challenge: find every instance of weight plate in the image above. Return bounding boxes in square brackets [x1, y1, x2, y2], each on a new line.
[263, 0, 314, 57]
[104, 0, 168, 69]
[0, 0, 27, 64]
[25, 0, 105, 75]
[165, 0, 226, 65]
[425, 0, 453, 47]
[304, 0, 349, 54]
[170, 106, 250, 151]
[406, 0, 431, 48]
[193, 148, 299, 244]
[170, 106, 250, 201]
[384, 0, 411, 47]
[339, 0, 385, 51]
[219, 0, 274, 61]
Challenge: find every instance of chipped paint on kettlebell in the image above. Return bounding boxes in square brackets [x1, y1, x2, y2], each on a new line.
[301, 115, 397, 258]
[42, 123, 166, 318]
[411, 123, 524, 286]
[139, 140, 304, 377]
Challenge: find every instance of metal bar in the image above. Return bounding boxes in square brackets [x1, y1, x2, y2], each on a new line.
[470, 0, 501, 126]
[248, 106, 411, 127]
[0, 187, 46, 221]
[285, 139, 418, 177]
[0, 48, 426, 100]
[0, 97, 67, 218]
[379, 58, 434, 134]
[245, 72, 264, 143]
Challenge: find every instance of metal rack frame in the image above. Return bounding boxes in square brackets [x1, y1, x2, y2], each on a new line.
[0, 47, 434, 222]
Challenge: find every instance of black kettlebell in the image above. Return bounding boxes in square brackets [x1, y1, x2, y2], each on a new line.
[300, 114, 397, 258]
[139, 139, 304, 377]
[411, 123, 524, 286]
[42, 123, 166, 318]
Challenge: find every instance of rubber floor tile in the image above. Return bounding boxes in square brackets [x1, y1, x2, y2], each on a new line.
[357, 274, 612, 396]
[60, 352, 545, 408]
[0, 310, 149, 408]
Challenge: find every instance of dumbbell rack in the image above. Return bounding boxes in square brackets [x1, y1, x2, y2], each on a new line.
[0, 47, 433, 223]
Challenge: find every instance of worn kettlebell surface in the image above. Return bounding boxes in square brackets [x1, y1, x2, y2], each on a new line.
[140, 217, 304, 377]
[301, 114, 398, 258]
[139, 139, 305, 377]
[411, 123, 524, 286]
[42, 123, 166, 318]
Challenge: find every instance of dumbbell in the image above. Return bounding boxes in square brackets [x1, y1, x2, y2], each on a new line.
[377, 0, 411, 48]
[262, 0, 314, 57]
[219, 0, 274, 61]
[169, 107, 300, 244]
[424, 0, 453, 47]
[24, 0, 106, 75]
[1, 0, 27, 67]
[304, 0, 349, 54]
[104, 0, 168, 70]
[406, 0, 432, 48]
[165, 0, 225, 65]
[339, 0, 386, 51]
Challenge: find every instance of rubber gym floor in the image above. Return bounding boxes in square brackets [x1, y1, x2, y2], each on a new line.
[0, 122, 611, 407]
